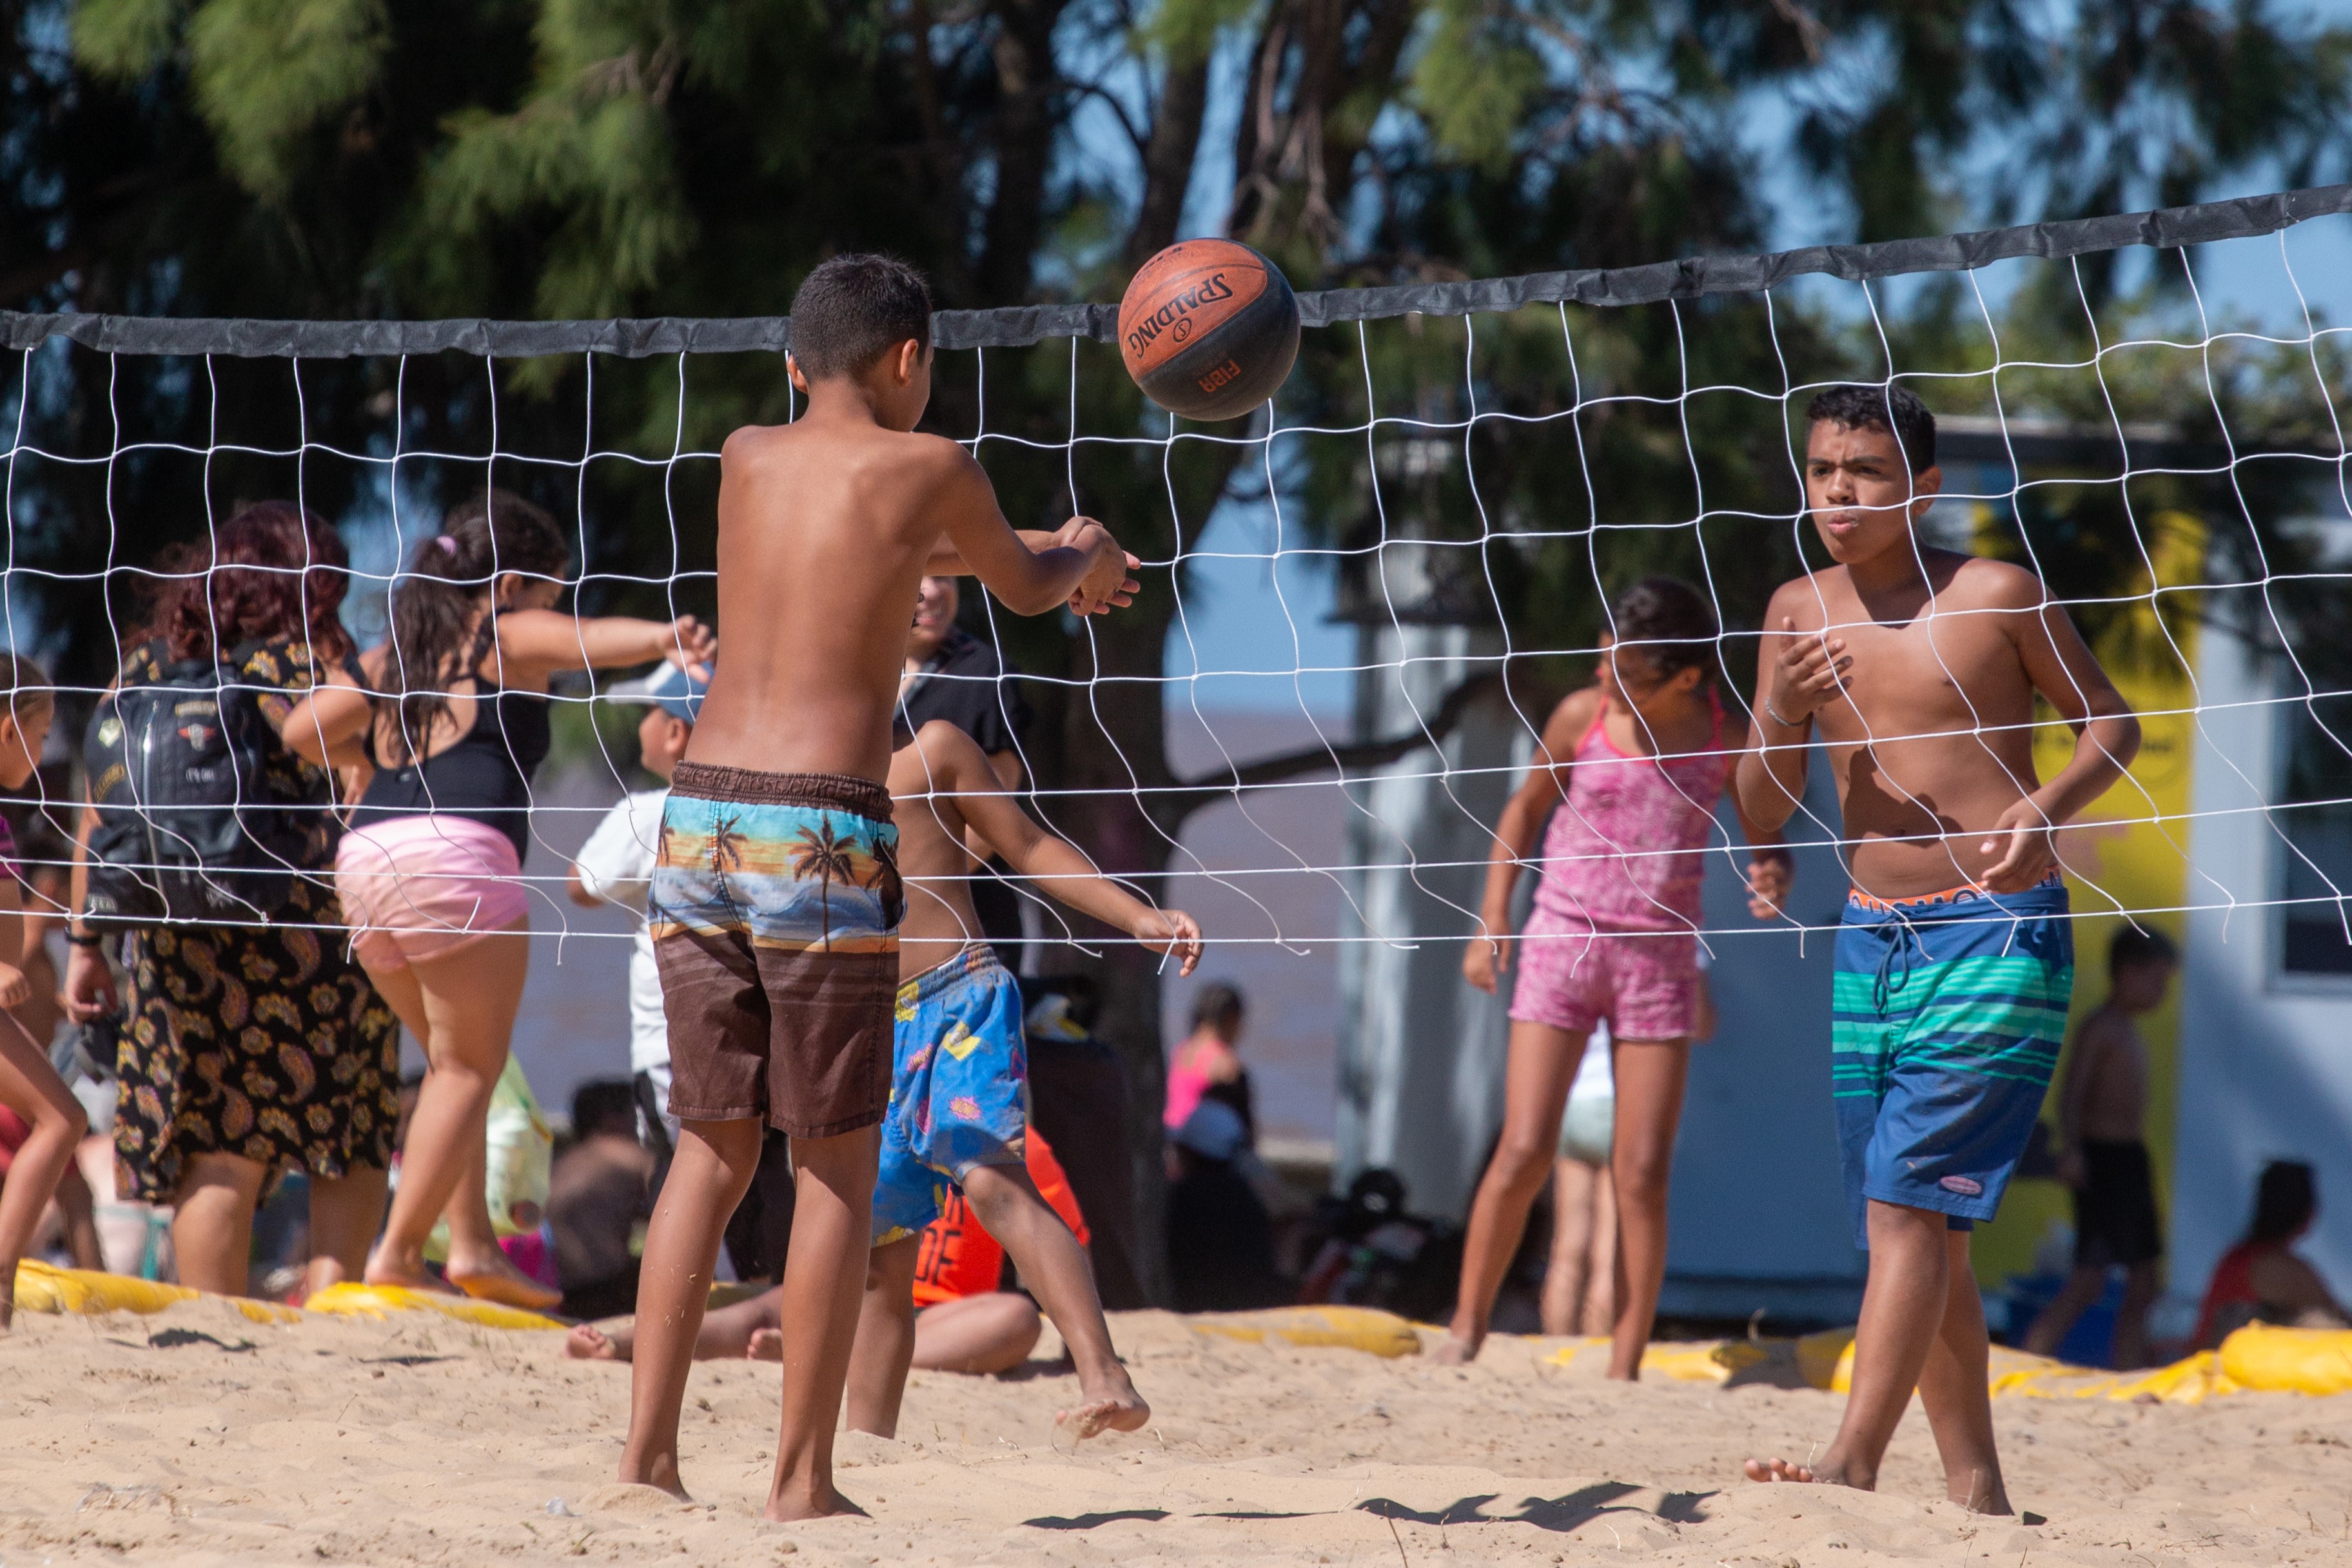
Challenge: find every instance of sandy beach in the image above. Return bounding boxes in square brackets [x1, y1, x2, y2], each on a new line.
[2, 1299, 2345, 1566]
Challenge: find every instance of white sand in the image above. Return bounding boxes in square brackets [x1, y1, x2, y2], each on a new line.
[3, 1300, 2344, 1565]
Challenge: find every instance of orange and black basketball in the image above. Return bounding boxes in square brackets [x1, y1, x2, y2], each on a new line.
[1118, 239, 1300, 422]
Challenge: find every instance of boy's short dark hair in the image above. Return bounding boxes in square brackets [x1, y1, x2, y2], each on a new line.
[1805, 383, 1936, 475]
[2109, 923, 2179, 979]
[1610, 576, 1719, 680]
[789, 254, 933, 379]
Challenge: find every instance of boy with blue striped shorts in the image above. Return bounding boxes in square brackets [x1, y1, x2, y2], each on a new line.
[1735, 385, 2139, 1516]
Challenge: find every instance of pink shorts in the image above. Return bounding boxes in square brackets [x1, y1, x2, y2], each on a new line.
[334, 816, 531, 972]
[1509, 913, 1697, 1041]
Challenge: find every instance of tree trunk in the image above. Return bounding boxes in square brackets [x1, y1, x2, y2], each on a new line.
[1031, 589, 1181, 1306]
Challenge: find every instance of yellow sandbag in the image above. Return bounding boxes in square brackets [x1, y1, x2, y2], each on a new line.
[1822, 1327, 2236, 1405]
[1640, 1338, 1769, 1383]
[1796, 1328, 1854, 1391]
[1191, 1306, 1424, 1358]
[11, 1261, 301, 1324]
[2219, 1323, 2352, 1395]
[302, 1281, 566, 1331]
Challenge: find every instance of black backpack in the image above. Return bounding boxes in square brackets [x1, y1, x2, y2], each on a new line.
[82, 643, 322, 926]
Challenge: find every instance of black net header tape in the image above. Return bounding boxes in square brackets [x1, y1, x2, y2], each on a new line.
[6, 184, 2347, 360]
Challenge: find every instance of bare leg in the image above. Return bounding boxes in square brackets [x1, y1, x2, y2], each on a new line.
[0, 1014, 86, 1329]
[54, 1161, 104, 1272]
[1607, 1037, 1689, 1380]
[913, 1292, 1041, 1373]
[2112, 1260, 2159, 1371]
[440, 1135, 555, 1307]
[844, 1237, 920, 1437]
[620, 1116, 762, 1496]
[1437, 1019, 1585, 1362]
[304, 1166, 388, 1296]
[762, 1125, 880, 1521]
[1582, 1160, 1618, 1338]
[570, 1284, 785, 1362]
[360, 926, 529, 1291]
[170, 1152, 268, 1297]
[2021, 1264, 2107, 1359]
[1916, 1230, 2011, 1514]
[961, 1161, 1148, 1438]
[1541, 1157, 1598, 1338]
[1745, 1200, 1952, 1492]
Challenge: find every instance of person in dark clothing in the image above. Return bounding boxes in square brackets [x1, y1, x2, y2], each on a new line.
[898, 573, 1032, 968]
[550, 1081, 655, 1319]
[1166, 1099, 1284, 1311]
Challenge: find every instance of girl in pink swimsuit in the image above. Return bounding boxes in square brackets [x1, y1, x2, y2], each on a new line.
[1447, 577, 1792, 1378]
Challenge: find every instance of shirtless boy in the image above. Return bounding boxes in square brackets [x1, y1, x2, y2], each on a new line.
[2024, 923, 2178, 1367]
[845, 716, 1200, 1442]
[619, 253, 1135, 1521]
[1736, 384, 2140, 1514]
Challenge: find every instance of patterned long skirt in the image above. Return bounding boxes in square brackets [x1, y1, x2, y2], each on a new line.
[112, 879, 400, 1205]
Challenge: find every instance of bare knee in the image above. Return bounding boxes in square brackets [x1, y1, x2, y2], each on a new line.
[1612, 1143, 1672, 1206]
[1487, 1131, 1556, 1197]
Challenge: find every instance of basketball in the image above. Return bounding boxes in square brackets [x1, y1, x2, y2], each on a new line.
[1117, 239, 1300, 422]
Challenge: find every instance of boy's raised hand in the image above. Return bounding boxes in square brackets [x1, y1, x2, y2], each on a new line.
[663, 614, 717, 680]
[1057, 518, 1141, 614]
[0, 960, 27, 1010]
[1135, 908, 1203, 975]
[1767, 615, 1852, 723]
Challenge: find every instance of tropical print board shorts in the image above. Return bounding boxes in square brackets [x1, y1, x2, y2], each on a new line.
[649, 763, 902, 1138]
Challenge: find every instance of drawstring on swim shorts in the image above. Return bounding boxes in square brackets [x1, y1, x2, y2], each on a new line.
[1873, 913, 1926, 1015]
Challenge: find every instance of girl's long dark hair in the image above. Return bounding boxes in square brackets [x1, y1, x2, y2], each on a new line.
[379, 489, 568, 765]
[2249, 1160, 2317, 1246]
[153, 502, 355, 667]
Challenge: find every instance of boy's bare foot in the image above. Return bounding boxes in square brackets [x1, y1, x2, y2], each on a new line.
[566, 1322, 632, 1362]
[746, 1327, 784, 1362]
[762, 1486, 867, 1523]
[617, 1450, 690, 1502]
[1743, 1456, 1870, 1489]
[1946, 1466, 2013, 1516]
[1055, 1385, 1150, 1441]
[1428, 1331, 1478, 1365]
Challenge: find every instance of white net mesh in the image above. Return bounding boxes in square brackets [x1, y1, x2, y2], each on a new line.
[5, 203, 2350, 984]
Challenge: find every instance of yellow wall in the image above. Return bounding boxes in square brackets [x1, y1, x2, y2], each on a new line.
[1970, 509, 2204, 1288]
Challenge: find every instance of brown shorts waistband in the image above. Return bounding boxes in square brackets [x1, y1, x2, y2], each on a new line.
[671, 761, 893, 821]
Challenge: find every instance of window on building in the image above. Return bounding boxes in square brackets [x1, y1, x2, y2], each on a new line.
[2279, 691, 2352, 977]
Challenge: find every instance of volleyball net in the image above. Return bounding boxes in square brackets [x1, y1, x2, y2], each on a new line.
[4, 184, 2351, 963]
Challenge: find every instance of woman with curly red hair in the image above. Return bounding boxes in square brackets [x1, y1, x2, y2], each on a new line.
[64, 502, 400, 1300]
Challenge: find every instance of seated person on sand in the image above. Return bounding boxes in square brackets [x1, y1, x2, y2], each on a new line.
[2195, 1160, 2352, 1348]
[565, 1123, 1089, 1373]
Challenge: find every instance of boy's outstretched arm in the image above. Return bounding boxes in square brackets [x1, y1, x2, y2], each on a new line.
[928, 519, 1141, 614]
[928, 449, 1137, 616]
[1979, 569, 2141, 893]
[912, 723, 1201, 974]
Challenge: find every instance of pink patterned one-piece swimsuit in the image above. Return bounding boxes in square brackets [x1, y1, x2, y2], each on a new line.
[1507, 693, 1736, 1041]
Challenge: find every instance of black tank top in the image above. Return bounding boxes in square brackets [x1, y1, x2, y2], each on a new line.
[351, 683, 553, 861]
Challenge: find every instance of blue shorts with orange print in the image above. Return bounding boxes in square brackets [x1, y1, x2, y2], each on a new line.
[872, 944, 1030, 1247]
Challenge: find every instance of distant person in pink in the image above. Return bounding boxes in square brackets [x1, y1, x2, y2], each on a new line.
[1165, 983, 1249, 1138]
[1446, 577, 1790, 1378]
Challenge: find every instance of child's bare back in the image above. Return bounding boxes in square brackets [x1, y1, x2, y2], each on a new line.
[695, 419, 1119, 785]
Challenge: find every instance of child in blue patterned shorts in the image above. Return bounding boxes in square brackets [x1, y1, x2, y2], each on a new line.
[1736, 385, 2139, 1514]
[845, 717, 1199, 1442]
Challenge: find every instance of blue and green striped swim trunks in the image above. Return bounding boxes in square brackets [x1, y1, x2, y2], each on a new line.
[1833, 872, 2073, 1248]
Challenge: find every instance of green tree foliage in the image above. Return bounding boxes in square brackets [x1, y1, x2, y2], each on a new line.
[8, 0, 2350, 1296]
